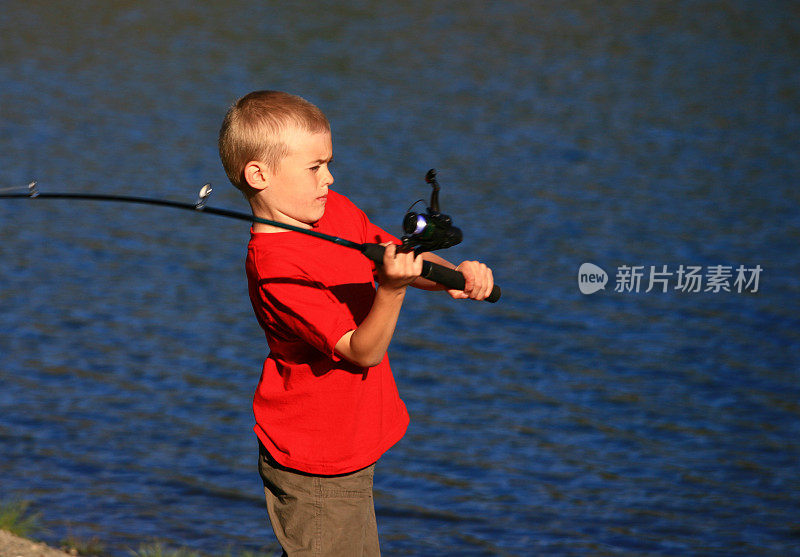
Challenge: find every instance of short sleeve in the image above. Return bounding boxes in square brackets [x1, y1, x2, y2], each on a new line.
[365, 220, 400, 245]
[257, 272, 359, 359]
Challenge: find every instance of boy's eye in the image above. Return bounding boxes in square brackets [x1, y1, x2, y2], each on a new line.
[309, 160, 332, 172]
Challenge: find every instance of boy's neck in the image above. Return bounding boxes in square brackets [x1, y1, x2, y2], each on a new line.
[249, 201, 316, 233]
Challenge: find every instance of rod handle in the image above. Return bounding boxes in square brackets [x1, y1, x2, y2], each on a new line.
[361, 243, 501, 303]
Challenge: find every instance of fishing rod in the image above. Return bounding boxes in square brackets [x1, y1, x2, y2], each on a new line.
[0, 175, 501, 303]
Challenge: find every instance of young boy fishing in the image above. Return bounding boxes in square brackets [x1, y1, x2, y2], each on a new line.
[218, 90, 493, 556]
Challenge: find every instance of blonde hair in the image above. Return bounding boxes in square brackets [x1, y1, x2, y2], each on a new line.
[218, 90, 330, 192]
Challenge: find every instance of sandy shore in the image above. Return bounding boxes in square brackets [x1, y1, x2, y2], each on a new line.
[0, 530, 73, 557]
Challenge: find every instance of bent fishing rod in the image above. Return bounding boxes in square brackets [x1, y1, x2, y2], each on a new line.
[0, 171, 501, 302]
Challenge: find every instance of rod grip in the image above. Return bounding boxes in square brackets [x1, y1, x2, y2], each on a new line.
[360, 243, 501, 303]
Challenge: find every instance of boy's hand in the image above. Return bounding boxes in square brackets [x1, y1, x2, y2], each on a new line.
[376, 243, 423, 291]
[448, 260, 494, 300]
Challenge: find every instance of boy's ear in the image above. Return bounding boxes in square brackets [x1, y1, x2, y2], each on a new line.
[244, 161, 270, 190]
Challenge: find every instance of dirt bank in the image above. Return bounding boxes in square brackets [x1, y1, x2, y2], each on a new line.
[0, 530, 72, 557]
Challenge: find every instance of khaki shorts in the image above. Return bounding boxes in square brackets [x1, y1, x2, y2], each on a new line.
[258, 443, 381, 557]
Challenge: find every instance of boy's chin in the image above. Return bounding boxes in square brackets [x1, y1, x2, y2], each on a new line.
[308, 208, 326, 227]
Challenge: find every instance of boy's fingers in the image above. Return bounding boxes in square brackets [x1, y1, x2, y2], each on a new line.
[483, 267, 495, 299]
[397, 249, 421, 272]
[457, 261, 478, 295]
[476, 266, 494, 300]
[381, 242, 397, 263]
[452, 261, 494, 300]
[405, 251, 423, 277]
[380, 244, 421, 282]
[456, 262, 471, 294]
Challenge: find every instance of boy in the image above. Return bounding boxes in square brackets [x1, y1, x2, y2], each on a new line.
[218, 90, 493, 556]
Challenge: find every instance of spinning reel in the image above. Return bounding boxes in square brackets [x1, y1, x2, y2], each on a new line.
[400, 169, 463, 254]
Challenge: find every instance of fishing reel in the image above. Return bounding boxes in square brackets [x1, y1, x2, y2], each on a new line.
[400, 169, 462, 254]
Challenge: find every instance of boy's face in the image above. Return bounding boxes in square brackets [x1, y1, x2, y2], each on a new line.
[260, 126, 334, 228]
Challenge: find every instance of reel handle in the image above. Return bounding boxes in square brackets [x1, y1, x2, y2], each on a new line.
[361, 243, 501, 303]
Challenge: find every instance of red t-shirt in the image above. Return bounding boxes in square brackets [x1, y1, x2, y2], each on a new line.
[246, 190, 409, 475]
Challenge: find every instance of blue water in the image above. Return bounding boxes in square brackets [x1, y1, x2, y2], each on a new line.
[1, 2, 799, 555]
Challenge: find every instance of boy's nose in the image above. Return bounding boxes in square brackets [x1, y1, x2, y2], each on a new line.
[321, 166, 334, 187]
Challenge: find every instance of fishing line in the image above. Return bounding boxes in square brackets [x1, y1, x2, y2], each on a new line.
[0, 181, 501, 303]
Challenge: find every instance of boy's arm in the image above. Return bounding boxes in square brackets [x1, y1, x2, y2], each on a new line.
[334, 243, 422, 368]
[334, 248, 495, 368]
[413, 252, 495, 301]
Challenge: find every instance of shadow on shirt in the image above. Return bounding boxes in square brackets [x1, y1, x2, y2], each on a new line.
[258, 276, 379, 378]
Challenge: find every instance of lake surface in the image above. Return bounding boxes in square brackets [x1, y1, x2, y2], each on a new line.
[1, 2, 799, 555]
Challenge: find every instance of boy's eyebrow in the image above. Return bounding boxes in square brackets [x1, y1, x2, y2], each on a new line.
[308, 156, 333, 164]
